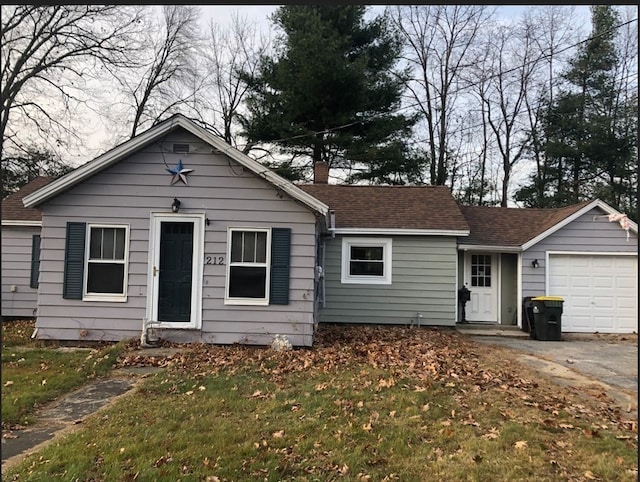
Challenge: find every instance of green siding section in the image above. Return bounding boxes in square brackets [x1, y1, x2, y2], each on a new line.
[320, 236, 458, 326]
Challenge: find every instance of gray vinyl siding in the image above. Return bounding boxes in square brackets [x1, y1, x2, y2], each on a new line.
[522, 207, 638, 299]
[1, 225, 40, 318]
[319, 235, 457, 326]
[34, 129, 317, 346]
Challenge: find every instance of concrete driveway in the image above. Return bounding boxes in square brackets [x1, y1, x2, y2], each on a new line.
[468, 334, 638, 413]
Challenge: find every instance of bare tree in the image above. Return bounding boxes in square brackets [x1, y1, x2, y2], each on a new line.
[390, 5, 494, 186]
[1, 5, 145, 160]
[114, 5, 202, 138]
[517, 6, 582, 206]
[478, 23, 545, 206]
[197, 12, 271, 149]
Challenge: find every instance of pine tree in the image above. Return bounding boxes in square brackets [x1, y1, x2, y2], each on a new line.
[240, 6, 419, 184]
[515, 6, 637, 218]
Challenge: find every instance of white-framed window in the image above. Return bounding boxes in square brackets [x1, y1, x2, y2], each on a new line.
[341, 237, 392, 285]
[225, 228, 271, 305]
[83, 224, 129, 301]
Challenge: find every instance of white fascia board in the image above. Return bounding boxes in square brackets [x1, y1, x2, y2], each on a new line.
[521, 199, 638, 251]
[23, 119, 179, 208]
[458, 244, 521, 252]
[333, 228, 470, 236]
[23, 114, 330, 220]
[1, 220, 42, 227]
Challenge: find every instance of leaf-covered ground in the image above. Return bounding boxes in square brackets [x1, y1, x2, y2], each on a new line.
[116, 324, 638, 436]
[4, 323, 638, 481]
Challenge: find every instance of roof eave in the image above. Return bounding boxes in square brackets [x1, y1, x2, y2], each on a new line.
[458, 244, 521, 252]
[23, 118, 180, 208]
[333, 228, 470, 236]
[22, 115, 330, 219]
[1, 220, 42, 227]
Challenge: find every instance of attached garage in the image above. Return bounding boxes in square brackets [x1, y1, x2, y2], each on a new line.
[548, 253, 637, 334]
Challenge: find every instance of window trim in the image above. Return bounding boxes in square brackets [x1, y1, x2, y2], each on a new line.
[82, 223, 130, 302]
[341, 237, 392, 285]
[225, 227, 271, 305]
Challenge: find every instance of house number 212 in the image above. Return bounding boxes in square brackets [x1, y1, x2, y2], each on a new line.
[205, 256, 224, 265]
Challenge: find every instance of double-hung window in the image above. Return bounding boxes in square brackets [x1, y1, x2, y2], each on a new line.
[84, 225, 129, 301]
[341, 237, 392, 285]
[226, 228, 270, 304]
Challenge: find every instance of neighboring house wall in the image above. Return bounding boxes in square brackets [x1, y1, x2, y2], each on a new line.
[500, 253, 518, 325]
[1, 225, 40, 318]
[320, 235, 458, 326]
[522, 208, 638, 298]
[35, 129, 318, 346]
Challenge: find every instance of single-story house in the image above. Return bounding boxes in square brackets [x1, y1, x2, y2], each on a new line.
[1, 176, 55, 319]
[7, 114, 638, 345]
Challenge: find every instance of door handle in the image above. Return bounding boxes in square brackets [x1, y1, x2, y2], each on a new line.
[153, 266, 158, 277]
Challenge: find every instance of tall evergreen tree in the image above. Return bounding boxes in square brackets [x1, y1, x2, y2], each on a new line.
[240, 6, 418, 184]
[515, 6, 637, 219]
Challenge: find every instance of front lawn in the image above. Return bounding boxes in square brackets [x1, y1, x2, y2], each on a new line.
[1, 320, 127, 428]
[3, 325, 638, 481]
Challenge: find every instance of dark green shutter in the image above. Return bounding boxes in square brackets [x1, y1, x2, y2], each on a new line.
[30, 235, 41, 288]
[63, 222, 86, 299]
[269, 228, 291, 305]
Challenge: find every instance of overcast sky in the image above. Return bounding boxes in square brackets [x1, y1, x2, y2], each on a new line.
[199, 5, 593, 30]
[76, 4, 598, 165]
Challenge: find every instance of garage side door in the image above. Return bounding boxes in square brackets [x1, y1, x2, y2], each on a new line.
[548, 254, 637, 333]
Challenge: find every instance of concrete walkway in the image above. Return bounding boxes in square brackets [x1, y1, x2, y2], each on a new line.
[2, 348, 184, 470]
[1, 377, 137, 470]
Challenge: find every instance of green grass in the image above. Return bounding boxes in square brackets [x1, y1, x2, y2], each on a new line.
[2, 324, 637, 481]
[1, 320, 127, 427]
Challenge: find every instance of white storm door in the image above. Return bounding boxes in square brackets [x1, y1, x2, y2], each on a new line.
[148, 213, 204, 329]
[464, 252, 498, 322]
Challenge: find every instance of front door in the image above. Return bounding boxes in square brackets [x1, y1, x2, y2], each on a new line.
[158, 222, 193, 322]
[464, 252, 498, 322]
[149, 214, 203, 328]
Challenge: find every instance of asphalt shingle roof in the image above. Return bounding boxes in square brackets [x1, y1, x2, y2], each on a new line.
[2, 177, 55, 222]
[298, 184, 470, 231]
[458, 202, 591, 247]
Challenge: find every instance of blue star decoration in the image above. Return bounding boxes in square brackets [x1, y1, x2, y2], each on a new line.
[166, 160, 194, 185]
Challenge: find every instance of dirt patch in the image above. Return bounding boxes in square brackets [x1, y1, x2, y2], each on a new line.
[562, 333, 638, 344]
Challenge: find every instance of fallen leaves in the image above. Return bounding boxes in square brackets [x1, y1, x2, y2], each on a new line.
[113, 325, 638, 437]
[514, 440, 528, 450]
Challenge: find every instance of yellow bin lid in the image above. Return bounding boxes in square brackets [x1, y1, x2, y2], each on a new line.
[532, 296, 564, 301]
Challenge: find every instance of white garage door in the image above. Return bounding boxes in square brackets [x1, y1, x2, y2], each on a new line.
[548, 254, 637, 333]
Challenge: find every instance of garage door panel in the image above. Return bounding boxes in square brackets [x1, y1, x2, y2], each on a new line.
[616, 277, 635, 288]
[570, 276, 590, 288]
[548, 254, 637, 334]
[618, 316, 637, 331]
[593, 277, 614, 288]
[592, 296, 613, 308]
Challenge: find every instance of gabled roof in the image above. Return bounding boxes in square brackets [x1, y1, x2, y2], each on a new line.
[459, 199, 638, 250]
[22, 114, 329, 219]
[2, 176, 55, 225]
[298, 184, 470, 235]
